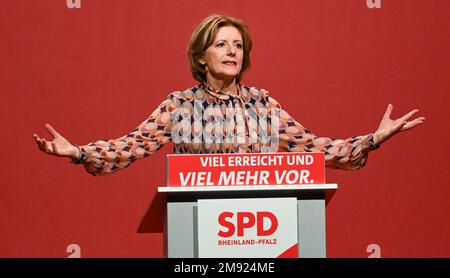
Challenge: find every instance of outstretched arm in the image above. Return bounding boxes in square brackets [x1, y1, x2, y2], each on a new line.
[267, 95, 425, 170]
[34, 95, 175, 176]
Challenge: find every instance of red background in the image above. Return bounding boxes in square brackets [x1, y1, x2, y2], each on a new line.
[1, 0, 449, 257]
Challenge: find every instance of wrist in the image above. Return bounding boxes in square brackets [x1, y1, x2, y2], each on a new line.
[71, 145, 86, 164]
[369, 133, 380, 150]
[70, 145, 80, 160]
[373, 132, 380, 145]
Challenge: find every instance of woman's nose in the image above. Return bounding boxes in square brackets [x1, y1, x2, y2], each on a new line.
[226, 45, 236, 55]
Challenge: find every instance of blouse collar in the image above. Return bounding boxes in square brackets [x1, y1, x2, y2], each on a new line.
[200, 82, 242, 100]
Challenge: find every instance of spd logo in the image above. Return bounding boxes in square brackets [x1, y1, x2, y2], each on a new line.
[218, 211, 278, 237]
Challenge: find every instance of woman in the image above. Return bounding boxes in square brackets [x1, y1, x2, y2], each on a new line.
[33, 14, 425, 176]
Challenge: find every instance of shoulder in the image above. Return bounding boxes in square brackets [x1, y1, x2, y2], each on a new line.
[167, 85, 207, 102]
[241, 85, 273, 106]
[167, 86, 195, 98]
[241, 85, 281, 108]
[241, 85, 270, 98]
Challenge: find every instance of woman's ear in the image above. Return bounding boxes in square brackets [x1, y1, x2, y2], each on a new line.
[199, 58, 206, 66]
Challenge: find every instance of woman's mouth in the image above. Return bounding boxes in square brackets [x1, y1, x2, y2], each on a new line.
[222, 61, 237, 67]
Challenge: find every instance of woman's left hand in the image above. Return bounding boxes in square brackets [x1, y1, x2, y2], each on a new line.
[373, 104, 425, 145]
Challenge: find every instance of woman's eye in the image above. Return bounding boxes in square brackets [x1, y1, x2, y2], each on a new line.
[216, 42, 224, 47]
[235, 43, 243, 49]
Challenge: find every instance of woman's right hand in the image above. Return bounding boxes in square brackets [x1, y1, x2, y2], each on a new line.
[33, 124, 79, 160]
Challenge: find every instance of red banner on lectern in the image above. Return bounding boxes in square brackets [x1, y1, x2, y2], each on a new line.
[167, 152, 325, 187]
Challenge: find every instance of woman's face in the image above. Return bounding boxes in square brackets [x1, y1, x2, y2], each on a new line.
[201, 26, 244, 83]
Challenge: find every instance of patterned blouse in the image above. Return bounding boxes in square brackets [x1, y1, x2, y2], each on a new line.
[78, 83, 379, 176]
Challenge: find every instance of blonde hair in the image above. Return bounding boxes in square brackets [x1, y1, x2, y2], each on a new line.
[187, 14, 253, 84]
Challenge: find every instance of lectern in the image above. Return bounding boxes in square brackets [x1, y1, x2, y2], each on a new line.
[158, 183, 337, 258]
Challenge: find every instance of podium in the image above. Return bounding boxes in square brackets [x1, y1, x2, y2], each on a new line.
[158, 183, 337, 258]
